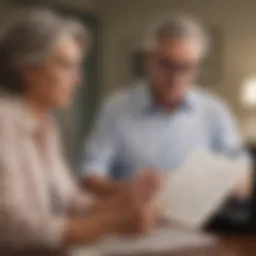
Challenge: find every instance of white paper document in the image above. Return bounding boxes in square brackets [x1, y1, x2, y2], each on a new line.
[71, 227, 216, 256]
[157, 150, 249, 228]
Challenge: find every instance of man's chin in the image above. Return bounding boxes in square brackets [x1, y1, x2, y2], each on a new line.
[163, 94, 186, 109]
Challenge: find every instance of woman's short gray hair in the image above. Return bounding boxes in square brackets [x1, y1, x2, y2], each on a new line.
[0, 8, 90, 94]
[144, 13, 209, 57]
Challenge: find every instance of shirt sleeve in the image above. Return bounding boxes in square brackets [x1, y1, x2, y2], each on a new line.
[80, 99, 119, 178]
[57, 157, 94, 216]
[209, 99, 251, 163]
[51, 121, 95, 217]
[0, 128, 65, 249]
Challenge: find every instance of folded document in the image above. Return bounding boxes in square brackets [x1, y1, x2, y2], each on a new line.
[157, 150, 249, 228]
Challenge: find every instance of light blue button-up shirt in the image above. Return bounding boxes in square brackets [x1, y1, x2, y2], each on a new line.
[82, 83, 249, 180]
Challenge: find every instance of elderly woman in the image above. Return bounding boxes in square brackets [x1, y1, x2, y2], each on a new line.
[0, 9, 159, 255]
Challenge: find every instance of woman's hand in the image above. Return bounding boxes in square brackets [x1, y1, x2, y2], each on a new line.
[92, 173, 161, 236]
[115, 200, 160, 236]
[64, 174, 161, 245]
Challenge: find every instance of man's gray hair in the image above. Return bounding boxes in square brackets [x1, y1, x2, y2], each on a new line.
[0, 8, 90, 94]
[144, 13, 209, 57]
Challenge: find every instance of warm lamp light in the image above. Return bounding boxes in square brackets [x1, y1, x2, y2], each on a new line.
[241, 77, 256, 108]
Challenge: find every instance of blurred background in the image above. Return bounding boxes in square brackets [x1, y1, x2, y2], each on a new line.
[1, 0, 256, 168]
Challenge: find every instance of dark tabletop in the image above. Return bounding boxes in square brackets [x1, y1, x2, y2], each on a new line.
[144, 237, 256, 256]
[110, 236, 256, 256]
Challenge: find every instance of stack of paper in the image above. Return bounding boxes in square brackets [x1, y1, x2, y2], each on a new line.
[71, 227, 216, 256]
[157, 150, 249, 228]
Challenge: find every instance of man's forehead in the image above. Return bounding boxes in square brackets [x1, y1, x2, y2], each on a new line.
[155, 37, 202, 61]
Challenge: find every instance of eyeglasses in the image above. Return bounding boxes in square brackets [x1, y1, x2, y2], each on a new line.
[155, 56, 198, 75]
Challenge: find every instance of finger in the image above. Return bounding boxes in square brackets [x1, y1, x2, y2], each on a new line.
[139, 202, 158, 233]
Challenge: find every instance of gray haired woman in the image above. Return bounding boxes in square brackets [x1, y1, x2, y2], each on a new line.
[0, 9, 159, 255]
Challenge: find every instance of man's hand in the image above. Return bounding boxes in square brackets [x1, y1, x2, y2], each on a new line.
[83, 175, 126, 198]
[130, 169, 162, 202]
[233, 172, 252, 199]
[86, 170, 162, 236]
[83, 170, 162, 202]
[89, 170, 162, 212]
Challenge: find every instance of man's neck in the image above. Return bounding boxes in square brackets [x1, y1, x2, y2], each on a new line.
[151, 90, 182, 112]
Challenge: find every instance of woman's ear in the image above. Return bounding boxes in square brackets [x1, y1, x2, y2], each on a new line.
[20, 65, 40, 86]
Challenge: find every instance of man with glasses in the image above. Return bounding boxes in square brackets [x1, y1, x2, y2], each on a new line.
[81, 14, 251, 228]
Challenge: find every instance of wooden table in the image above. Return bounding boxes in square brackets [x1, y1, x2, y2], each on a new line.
[218, 237, 256, 256]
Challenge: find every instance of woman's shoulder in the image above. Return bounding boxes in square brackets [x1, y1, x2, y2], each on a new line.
[0, 93, 23, 128]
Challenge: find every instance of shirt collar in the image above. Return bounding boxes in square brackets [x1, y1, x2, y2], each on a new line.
[141, 83, 197, 114]
[18, 100, 39, 134]
[13, 97, 52, 135]
[0, 91, 38, 134]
